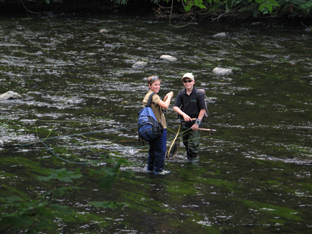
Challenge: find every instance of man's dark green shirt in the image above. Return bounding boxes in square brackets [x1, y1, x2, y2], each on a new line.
[174, 87, 206, 119]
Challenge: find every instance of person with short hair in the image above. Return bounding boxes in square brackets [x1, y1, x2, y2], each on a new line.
[142, 75, 174, 175]
[173, 73, 206, 161]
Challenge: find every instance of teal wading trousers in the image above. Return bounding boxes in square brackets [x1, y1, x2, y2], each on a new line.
[182, 127, 202, 158]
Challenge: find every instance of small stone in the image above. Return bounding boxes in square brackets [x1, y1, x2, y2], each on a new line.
[99, 29, 108, 33]
[132, 61, 148, 69]
[0, 91, 22, 101]
[213, 32, 227, 38]
[160, 55, 177, 62]
[212, 67, 233, 76]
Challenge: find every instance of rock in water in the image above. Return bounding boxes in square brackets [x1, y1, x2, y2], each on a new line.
[213, 32, 227, 38]
[132, 61, 148, 69]
[0, 91, 22, 101]
[212, 67, 233, 76]
[160, 55, 177, 62]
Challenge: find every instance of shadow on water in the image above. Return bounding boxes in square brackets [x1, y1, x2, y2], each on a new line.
[0, 14, 311, 233]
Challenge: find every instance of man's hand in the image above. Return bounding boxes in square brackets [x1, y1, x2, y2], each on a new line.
[183, 114, 192, 122]
[191, 123, 199, 131]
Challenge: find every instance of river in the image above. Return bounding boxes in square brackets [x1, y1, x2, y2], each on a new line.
[0, 14, 311, 233]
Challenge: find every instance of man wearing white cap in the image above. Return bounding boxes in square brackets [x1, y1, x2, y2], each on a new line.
[173, 73, 207, 161]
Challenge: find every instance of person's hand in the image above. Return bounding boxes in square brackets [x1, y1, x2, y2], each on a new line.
[191, 123, 199, 131]
[167, 91, 174, 98]
[183, 114, 192, 122]
[164, 92, 173, 102]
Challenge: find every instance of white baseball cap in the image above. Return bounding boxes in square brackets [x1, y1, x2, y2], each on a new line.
[182, 73, 194, 81]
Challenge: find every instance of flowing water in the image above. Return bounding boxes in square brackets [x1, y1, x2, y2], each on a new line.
[1, 14, 311, 233]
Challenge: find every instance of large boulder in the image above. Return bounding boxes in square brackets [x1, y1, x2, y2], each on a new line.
[0, 91, 22, 101]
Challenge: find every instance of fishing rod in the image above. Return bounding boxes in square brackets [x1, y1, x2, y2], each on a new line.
[197, 128, 217, 133]
[182, 118, 216, 133]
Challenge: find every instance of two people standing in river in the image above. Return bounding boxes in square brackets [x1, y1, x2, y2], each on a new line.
[141, 73, 206, 175]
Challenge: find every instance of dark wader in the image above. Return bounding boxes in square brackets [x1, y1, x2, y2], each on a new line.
[182, 120, 202, 160]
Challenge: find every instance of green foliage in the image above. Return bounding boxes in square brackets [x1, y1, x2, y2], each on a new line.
[164, 0, 283, 17]
[114, 0, 128, 5]
[37, 168, 82, 183]
[1, 0, 311, 18]
[225, 0, 241, 12]
[184, 0, 207, 12]
[180, 0, 311, 17]
[302, 0, 312, 13]
[0, 196, 53, 231]
[219, 0, 280, 15]
[89, 201, 127, 209]
[275, 0, 312, 15]
[0, 194, 76, 232]
[256, 0, 279, 14]
[89, 158, 128, 190]
[0, 155, 130, 233]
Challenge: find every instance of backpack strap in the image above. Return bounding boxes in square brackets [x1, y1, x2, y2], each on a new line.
[196, 89, 208, 118]
[146, 92, 155, 108]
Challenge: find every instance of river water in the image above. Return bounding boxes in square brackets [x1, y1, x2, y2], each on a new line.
[1, 14, 311, 233]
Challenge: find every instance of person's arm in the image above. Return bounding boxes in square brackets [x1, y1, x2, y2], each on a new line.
[173, 90, 192, 122]
[158, 91, 174, 109]
[191, 109, 206, 131]
[173, 106, 192, 122]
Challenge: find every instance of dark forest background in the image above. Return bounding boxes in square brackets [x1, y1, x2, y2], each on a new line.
[1, 0, 311, 22]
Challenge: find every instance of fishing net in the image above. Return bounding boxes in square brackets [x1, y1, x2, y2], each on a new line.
[167, 137, 180, 159]
[167, 124, 181, 159]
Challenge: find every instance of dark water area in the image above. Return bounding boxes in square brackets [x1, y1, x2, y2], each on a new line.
[0, 14, 311, 233]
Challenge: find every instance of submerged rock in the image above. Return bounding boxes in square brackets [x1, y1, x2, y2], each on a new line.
[160, 55, 177, 62]
[0, 91, 22, 101]
[212, 67, 233, 76]
[99, 28, 108, 33]
[213, 32, 227, 38]
[132, 61, 148, 69]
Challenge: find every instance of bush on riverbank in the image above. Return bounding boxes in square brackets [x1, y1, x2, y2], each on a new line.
[0, 0, 311, 20]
